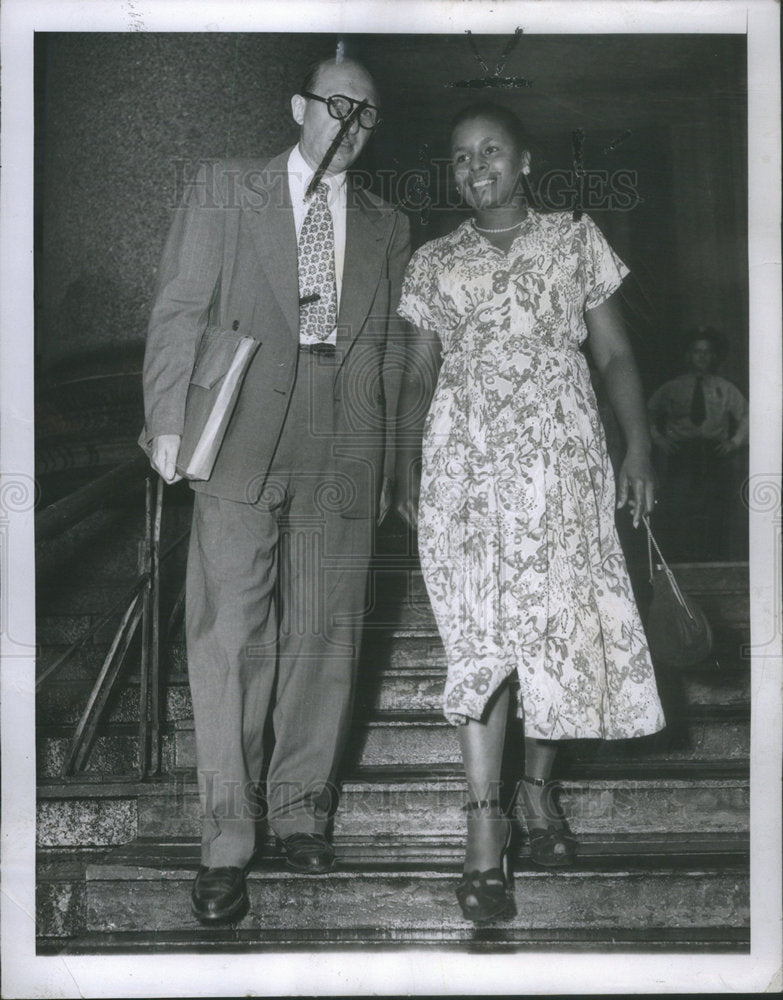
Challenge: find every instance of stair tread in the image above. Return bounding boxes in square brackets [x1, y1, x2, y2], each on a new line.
[37, 838, 750, 948]
[37, 833, 751, 901]
[159, 702, 748, 730]
[86, 855, 749, 878]
[38, 830, 749, 879]
[37, 761, 751, 798]
[90, 654, 750, 680]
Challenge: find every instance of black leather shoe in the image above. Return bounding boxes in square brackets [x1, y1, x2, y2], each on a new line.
[191, 866, 249, 924]
[281, 833, 335, 874]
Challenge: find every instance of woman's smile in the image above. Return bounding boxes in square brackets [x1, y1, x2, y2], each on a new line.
[451, 115, 530, 214]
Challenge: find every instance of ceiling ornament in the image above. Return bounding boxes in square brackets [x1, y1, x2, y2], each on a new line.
[447, 28, 532, 90]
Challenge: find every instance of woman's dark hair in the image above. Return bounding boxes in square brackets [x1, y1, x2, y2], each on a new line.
[450, 102, 529, 154]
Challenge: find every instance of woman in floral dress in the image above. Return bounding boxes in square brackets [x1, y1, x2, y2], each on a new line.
[395, 103, 665, 923]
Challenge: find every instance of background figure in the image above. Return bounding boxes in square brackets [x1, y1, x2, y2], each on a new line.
[648, 328, 748, 561]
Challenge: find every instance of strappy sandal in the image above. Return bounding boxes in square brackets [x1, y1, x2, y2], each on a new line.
[519, 776, 578, 868]
[455, 798, 515, 923]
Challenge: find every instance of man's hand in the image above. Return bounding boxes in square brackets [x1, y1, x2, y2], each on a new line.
[377, 477, 393, 527]
[394, 495, 419, 532]
[151, 434, 183, 484]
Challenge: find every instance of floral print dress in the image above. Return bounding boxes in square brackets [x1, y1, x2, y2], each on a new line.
[398, 211, 665, 739]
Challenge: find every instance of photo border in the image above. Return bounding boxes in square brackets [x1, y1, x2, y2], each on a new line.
[2, 1, 780, 995]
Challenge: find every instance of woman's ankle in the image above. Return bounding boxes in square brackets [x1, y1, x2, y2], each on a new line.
[463, 801, 509, 872]
[519, 776, 565, 827]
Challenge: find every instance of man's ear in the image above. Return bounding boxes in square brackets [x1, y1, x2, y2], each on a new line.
[291, 94, 306, 127]
[521, 149, 531, 176]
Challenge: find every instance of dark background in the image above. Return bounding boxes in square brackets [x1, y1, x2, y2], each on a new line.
[33, 31, 748, 496]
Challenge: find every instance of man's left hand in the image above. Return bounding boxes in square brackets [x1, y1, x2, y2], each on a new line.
[394, 495, 419, 532]
[376, 477, 393, 527]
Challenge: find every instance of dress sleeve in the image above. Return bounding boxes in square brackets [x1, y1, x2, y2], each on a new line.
[397, 243, 450, 334]
[581, 215, 630, 310]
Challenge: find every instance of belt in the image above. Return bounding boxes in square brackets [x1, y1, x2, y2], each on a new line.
[299, 342, 337, 357]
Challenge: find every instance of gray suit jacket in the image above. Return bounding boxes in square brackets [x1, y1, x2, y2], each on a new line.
[142, 150, 411, 514]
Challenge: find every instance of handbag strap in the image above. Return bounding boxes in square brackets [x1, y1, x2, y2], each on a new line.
[642, 514, 695, 621]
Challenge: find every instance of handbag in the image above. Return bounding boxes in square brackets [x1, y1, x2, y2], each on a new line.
[643, 515, 713, 668]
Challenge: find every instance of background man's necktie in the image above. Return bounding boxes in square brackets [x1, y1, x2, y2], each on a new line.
[690, 375, 706, 426]
[298, 183, 338, 345]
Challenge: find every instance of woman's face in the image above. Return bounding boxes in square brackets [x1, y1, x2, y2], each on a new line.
[451, 116, 530, 211]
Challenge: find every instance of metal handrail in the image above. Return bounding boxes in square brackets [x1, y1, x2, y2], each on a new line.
[35, 454, 149, 541]
[36, 458, 188, 780]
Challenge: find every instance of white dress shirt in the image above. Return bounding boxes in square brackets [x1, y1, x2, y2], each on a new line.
[287, 144, 347, 319]
[648, 372, 749, 446]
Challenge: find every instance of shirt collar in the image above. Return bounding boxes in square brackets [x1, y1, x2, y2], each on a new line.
[288, 143, 347, 206]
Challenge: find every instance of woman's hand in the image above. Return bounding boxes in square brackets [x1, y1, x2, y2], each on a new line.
[616, 447, 657, 528]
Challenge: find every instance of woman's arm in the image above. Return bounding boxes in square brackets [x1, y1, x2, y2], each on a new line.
[585, 291, 655, 527]
[393, 325, 442, 530]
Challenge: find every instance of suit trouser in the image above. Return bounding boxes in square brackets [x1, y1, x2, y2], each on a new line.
[186, 351, 374, 868]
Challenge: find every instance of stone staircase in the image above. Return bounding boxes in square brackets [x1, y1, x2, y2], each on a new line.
[36, 503, 750, 952]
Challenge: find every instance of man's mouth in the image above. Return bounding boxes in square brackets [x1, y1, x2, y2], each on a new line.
[471, 177, 496, 191]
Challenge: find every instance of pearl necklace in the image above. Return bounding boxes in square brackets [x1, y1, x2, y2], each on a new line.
[473, 218, 526, 234]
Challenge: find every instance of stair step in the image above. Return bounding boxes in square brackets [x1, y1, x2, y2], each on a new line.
[36, 837, 749, 949]
[37, 699, 747, 781]
[37, 730, 176, 780]
[38, 769, 749, 847]
[36, 654, 750, 726]
[137, 776, 749, 843]
[163, 705, 747, 771]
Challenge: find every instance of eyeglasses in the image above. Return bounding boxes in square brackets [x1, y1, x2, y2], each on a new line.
[300, 91, 382, 130]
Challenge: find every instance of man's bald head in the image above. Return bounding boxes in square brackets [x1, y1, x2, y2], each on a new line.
[299, 57, 379, 107]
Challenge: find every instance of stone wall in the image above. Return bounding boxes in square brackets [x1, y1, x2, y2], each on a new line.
[36, 32, 327, 370]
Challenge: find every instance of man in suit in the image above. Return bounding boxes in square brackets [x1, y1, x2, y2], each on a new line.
[141, 56, 410, 924]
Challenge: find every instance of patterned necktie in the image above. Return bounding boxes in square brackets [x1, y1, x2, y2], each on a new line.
[690, 375, 706, 426]
[298, 183, 338, 344]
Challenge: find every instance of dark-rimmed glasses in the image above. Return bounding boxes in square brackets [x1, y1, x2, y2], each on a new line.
[300, 91, 382, 130]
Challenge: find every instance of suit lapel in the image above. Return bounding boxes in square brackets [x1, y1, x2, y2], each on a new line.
[338, 183, 389, 349]
[242, 157, 391, 347]
[242, 150, 299, 339]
